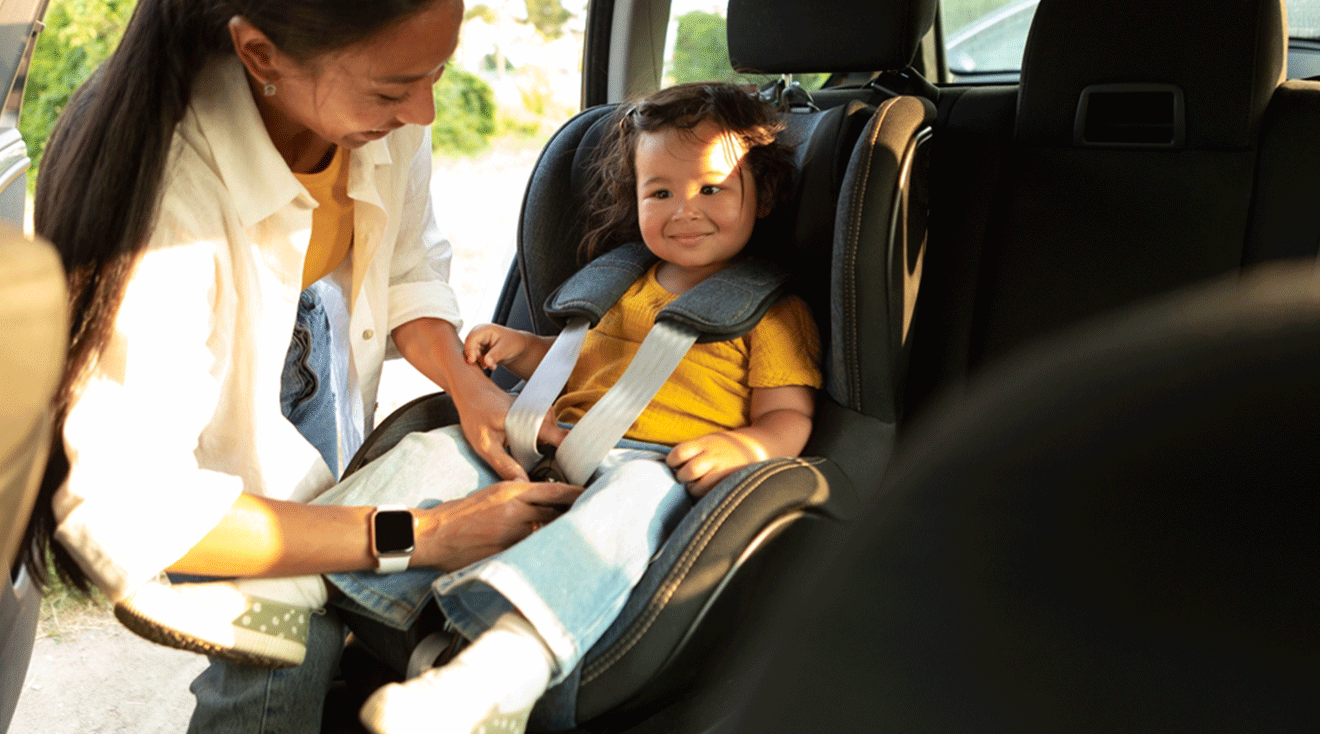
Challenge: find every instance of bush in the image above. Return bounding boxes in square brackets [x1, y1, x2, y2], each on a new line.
[432, 65, 498, 156]
[19, 0, 137, 187]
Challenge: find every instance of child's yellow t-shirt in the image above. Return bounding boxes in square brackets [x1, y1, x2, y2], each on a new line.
[554, 264, 822, 446]
[293, 146, 354, 289]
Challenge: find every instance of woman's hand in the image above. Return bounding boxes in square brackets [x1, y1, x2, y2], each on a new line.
[450, 373, 527, 480]
[393, 318, 528, 480]
[415, 480, 583, 571]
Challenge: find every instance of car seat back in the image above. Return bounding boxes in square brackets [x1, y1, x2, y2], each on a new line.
[0, 227, 65, 573]
[1245, 77, 1320, 263]
[911, 0, 1287, 409]
[717, 260, 1320, 733]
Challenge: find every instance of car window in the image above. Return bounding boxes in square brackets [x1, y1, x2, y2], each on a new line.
[940, 0, 1320, 82]
[661, 0, 828, 90]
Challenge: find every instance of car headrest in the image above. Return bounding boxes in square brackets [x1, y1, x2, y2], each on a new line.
[1017, 0, 1285, 148]
[728, 0, 939, 74]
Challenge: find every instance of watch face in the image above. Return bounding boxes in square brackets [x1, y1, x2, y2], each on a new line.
[373, 510, 415, 554]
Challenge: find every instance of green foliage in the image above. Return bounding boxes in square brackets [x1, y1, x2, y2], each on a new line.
[670, 11, 827, 90]
[524, 0, 572, 40]
[20, 0, 138, 185]
[432, 65, 498, 156]
[465, 4, 498, 24]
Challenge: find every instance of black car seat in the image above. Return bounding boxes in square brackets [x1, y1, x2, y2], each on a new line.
[716, 259, 1320, 734]
[909, 0, 1287, 411]
[341, 0, 937, 728]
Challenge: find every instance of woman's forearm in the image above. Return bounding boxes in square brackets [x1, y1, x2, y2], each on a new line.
[168, 494, 377, 577]
[392, 316, 489, 397]
[170, 481, 585, 577]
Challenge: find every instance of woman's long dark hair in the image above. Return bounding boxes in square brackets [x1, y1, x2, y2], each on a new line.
[579, 82, 797, 262]
[24, 0, 444, 592]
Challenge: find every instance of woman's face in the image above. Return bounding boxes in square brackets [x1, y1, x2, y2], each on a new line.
[259, 0, 463, 150]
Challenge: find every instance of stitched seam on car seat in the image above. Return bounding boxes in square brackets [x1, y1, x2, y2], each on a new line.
[581, 457, 823, 683]
[843, 107, 888, 410]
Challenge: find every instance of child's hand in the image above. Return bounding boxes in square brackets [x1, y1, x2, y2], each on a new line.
[463, 325, 554, 382]
[666, 432, 768, 497]
[464, 324, 525, 371]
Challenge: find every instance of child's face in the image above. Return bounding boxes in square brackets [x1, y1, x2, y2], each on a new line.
[635, 120, 761, 286]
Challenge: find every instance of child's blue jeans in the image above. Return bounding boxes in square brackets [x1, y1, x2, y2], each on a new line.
[319, 425, 693, 704]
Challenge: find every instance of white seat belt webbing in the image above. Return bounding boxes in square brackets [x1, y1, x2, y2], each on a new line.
[504, 317, 591, 470]
[554, 321, 699, 486]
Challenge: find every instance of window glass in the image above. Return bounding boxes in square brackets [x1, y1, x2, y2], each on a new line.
[940, 0, 1320, 81]
[942, 0, 1037, 80]
[662, 0, 829, 90]
[381, 0, 589, 414]
[1292, 1, 1320, 39]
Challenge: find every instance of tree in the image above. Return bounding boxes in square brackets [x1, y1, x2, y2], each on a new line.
[431, 65, 498, 156]
[670, 10, 827, 90]
[671, 11, 732, 85]
[524, 0, 571, 40]
[20, 0, 137, 184]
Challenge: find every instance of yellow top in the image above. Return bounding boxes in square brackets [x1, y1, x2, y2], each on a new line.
[293, 146, 354, 289]
[555, 264, 822, 445]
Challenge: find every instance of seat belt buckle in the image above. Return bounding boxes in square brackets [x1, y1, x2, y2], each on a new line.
[529, 450, 569, 483]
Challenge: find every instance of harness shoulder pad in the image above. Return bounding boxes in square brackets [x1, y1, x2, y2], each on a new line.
[660, 257, 790, 344]
[543, 242, 657, 328]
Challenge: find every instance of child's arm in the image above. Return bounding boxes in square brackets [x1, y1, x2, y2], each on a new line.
[666, 384, 816, 497]
[464, 324, 556, 381]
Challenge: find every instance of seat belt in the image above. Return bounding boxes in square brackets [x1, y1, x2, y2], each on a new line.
[504, 242, 790, 486]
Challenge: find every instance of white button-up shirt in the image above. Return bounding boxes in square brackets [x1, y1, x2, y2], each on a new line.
[54, 58, 463, 599]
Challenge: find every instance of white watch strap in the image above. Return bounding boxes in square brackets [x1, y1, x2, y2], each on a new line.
[375, 554, 410, 574]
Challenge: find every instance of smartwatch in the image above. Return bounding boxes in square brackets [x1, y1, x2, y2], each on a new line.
[370, 506, 416, 573]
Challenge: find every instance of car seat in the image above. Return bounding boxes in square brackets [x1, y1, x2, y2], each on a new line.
[0, 226, 67, 734]
[910, 0, 1287, 411]
[716, 259, 1320, 734]
[341, 0, 938, 728]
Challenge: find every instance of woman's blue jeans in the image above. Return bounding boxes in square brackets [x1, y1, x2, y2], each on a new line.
[279, 288, 339, 476]
[188, 287, 352, 734]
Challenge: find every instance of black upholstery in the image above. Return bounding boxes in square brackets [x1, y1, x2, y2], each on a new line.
[727, 0, 938, 74]
[1016, 0, 1284, 147]
[717, 261, 1320, 734]
[1245, 78, 1320, 262]
[910, 0, 1289, 413]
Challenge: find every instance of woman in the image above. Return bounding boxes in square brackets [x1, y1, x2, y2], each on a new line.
[21, 0, 579, 730]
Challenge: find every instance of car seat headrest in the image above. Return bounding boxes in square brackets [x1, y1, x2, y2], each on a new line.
[1017, 0, 1285, 148]
[728, 0, 939, 74]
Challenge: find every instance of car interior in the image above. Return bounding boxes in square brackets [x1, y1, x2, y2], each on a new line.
[3, 0, 1316, 732]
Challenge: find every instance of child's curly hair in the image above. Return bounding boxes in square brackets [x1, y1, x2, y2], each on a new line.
[579, 82, 797, 262]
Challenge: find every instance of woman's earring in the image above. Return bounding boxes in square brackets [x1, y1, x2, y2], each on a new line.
[263, 82, 277, 97]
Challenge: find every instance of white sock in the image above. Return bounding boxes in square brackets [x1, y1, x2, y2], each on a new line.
[234, 575, 328, 610]
[451, 611, 557, 713]
[359, 611, 557, 734]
